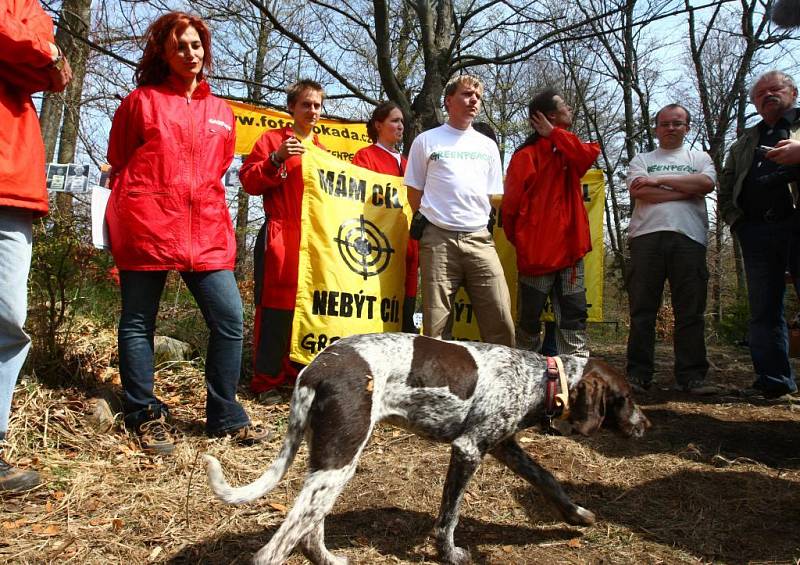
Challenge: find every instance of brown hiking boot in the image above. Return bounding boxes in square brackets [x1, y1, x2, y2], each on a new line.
[218, 423, 272, 445]
[0, 456, 40, 493]
[136, 416, 176, 455]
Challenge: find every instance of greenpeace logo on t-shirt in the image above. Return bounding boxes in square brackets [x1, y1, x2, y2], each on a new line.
[646, 164, 696, 173]
[429, 150, 491, 162]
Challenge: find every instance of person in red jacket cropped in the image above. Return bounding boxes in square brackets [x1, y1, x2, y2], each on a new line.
[0, 0, 72, 492]
[502, 88, 600, 357]
[240, 80, 326, 395]
[106, 12, 268, 455]
[352, 101, 419, 333]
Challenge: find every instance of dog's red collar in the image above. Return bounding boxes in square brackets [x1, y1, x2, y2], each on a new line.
[544, 356, 570, 424]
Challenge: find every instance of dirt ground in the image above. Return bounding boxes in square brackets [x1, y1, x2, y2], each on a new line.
[1, 341, 799, 565]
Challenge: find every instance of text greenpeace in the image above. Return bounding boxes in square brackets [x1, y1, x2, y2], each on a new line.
[430, 150, 491, 162]
[646, 164, 697, 174]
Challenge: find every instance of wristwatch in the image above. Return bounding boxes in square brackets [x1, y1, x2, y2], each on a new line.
[269, 151, 283, 168]
[51, 47, 65, 72]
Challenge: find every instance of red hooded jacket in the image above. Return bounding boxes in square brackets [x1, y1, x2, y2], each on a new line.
[239, 127, 325, 310]
[0, 0, 58, 216]
[105, 78, 236, 271]
[502, 128, 600, 276]
[352, 143, 419, 298]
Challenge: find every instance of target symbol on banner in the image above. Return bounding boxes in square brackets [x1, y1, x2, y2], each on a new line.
[334, 215, 395, 280]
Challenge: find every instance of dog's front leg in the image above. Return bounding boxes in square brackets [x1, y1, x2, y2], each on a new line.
[433, 439, 482, 565]
[490, 438, 595, 526]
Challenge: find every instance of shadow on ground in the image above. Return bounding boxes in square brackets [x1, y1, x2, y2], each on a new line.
[580, 407, 800, 469]
[167, 507, 579, 564]
[562, 468, 800, 564]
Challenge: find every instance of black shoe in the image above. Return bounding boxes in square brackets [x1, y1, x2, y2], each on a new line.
[673, 380, 728, 395]
[629, 376, 652, 393]
[0, 456, 40, 492]
[762, 387, 798, 400]
[136, 416, 176, 455]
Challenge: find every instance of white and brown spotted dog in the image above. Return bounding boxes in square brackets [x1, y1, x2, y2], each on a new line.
[205, 333, 649, 565]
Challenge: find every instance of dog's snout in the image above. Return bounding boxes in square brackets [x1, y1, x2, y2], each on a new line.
[627, 406, 651, 438]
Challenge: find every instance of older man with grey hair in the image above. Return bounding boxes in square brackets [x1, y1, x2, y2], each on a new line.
[720, 70, 800, 399]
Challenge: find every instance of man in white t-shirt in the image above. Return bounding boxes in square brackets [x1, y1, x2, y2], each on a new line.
[404, 75, 515, 346]
[626, 103, 718, 394]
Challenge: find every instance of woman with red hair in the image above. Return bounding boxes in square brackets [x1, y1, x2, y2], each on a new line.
[106, 12, 267, 455]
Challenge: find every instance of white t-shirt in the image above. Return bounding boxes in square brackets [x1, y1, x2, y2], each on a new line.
[404, 123, 503, 231]
[626, 146, 717, 246]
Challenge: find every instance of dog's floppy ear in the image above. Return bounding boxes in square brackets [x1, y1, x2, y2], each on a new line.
[569, 374, 607, 436]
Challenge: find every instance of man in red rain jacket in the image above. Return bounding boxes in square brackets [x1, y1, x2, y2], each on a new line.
[502, 88, 599, 357]
[0, 0, 72, 491]
[239, 80, 326, 394]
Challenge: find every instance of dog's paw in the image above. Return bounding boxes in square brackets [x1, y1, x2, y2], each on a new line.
[565, 505, 596, 527]
[441, 546, 472, 565]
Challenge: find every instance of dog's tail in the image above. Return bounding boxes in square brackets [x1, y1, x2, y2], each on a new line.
[203, 384, 315, 505]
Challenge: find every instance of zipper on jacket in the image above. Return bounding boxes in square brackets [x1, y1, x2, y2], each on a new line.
[187, 95, 195, 271]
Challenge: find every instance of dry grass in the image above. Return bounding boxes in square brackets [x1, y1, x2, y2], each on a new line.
[1, 331, 799, 565]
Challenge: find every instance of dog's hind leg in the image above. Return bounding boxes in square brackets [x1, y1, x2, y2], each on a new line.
[253, 466, 356, 565]
[433, 439, 482, 565]
[254, 361, 375, 564]
[490, 438, 595, 526]
[300, 520, 348, 565]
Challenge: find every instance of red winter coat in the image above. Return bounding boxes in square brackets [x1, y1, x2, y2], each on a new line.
[0, 0, 58, 216]
[502, 128, 600, 276]
[106, 78, 236, 271]
[352, 143, 419, 298]
[240, 127, 325, 310]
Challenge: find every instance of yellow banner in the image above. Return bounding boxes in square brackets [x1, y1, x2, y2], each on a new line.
[226, 100, 370, 161]
[450, 169, 605, 340]
[289, 146, 412, 364]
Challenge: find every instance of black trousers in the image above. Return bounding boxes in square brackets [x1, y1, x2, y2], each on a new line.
[626, 231, 709, 385]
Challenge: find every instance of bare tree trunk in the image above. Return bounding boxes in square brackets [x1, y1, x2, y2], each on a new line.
[734, 89, 748, 301]
[40, 93, 63, 163]
[234, 11, 272, 278]
[621, 0, 638, 162]
[56, 0, 91, 165]
[407, 0, 454, 137]
[685, 0, 773, 324]
[712, 200, 724, 322]
[41, 0, 93, 215]
[570, 65, 627, 279]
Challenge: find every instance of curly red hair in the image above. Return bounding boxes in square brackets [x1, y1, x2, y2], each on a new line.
[135, 12, 212, 87]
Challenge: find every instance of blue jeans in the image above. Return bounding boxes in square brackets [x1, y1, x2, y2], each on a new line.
[0, 209, 33, 438]
[118, 270, 250, 434]
[736, 218, 799, 395]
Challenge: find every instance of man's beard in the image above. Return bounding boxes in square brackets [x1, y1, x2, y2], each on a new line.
[771, 0, 800, 28]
